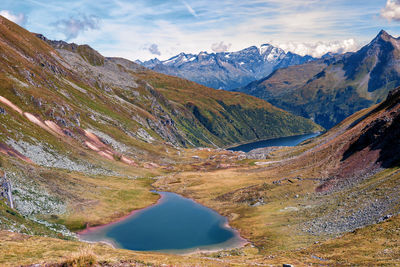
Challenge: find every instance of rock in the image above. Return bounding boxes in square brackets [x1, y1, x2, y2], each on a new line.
[136, 128, 155, 143]
[379, 214, 393, 222]
[0, 173, 14, 209]
[251, 201, 263, 207]
[311, 255, 327, 261]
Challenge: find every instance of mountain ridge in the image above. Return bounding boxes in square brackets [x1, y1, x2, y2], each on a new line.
[237, 30, 400, 129]
[138, 44, 314, 90]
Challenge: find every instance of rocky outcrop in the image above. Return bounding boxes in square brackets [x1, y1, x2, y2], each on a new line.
[0, 173, 13, 209]
[246, 146, 284, 159]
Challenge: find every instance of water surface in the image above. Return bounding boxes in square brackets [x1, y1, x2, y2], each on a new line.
[79, 192, 245, 254]
[228, 132, 320, 152]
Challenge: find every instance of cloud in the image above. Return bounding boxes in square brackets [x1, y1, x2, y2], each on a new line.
[148, 44, 161, 56]
[54, 14, 99, 40]
[31, 0, 378, 61]
[211, 41, 232, 53]
[381, 0, 400, 21]
[275, 39, 360, 58]
[0, 10, 26, 25]
[181, 0, 198, 17]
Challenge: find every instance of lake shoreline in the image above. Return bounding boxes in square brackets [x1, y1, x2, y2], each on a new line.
[77, 191, 248, 255]
[77, 192, 165, 236]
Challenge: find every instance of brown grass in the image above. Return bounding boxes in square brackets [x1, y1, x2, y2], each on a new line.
[58, 248, 97, 267]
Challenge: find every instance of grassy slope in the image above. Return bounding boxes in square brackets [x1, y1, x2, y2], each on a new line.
[135, 70, 323, 146]
[152, 91, 400, 265]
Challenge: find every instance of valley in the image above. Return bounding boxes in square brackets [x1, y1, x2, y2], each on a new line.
[0, 9, 399, 267]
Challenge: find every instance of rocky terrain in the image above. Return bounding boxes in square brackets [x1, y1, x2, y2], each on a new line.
[0, 14, 320, 241]
[139, 45, 314, 90]
[237, 30, 400, 129]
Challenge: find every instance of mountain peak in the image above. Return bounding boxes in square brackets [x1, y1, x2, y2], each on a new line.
[372, 29, 393, 43]
[378, 29, 389, 37]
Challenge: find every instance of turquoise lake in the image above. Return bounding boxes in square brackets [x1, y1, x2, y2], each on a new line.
[79, 192, 245, 254]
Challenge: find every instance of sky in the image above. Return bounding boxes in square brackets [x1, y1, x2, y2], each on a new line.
[1, 0, 400, 61]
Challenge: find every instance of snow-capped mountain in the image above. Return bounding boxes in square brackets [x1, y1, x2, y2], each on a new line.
[138, 44, 314, 90]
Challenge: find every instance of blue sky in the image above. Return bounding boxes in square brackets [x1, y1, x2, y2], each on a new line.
[1, 0, 400, 60]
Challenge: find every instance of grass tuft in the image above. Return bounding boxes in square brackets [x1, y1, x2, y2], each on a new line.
[59, 248, 97, 267]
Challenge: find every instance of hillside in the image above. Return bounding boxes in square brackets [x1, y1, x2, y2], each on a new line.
[0, 14, 321, 159]
[0, 14, 399, 266]
[0, 13, 321, 239]
[238, 30, 400, 129]
[153, 86, 400, 265]
[139, 45, 314, 90]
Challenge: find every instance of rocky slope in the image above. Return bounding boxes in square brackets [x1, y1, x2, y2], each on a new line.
[0, 15, 321, 235]
[238, 30, 400, 129]
[154, 86, 400, 264]
[139, 45, 314, 90]
[31, 35, 321, 150]
[316, 86, 400, 191]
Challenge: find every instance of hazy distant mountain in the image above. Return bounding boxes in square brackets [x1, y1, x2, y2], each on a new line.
[237, 30, 400, 129]
[138, 45, 314, 90]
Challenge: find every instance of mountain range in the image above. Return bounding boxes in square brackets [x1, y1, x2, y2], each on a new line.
[138, 45, 314, 90]
[237, 30, 400, 129]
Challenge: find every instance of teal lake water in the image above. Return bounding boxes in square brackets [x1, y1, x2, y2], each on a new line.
[228, 132, 320, 152]
[79, 192, 245, 253]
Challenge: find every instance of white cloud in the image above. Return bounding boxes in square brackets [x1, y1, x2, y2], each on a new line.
[275, 39, 360, 58]
[54, 14, 99, 40]
[53, 0, 374, 61]
[211, 41, 231, 53]
[148, 44, 161, 56]
[0, 10, 26, 25]
[381, 0, 400, 21]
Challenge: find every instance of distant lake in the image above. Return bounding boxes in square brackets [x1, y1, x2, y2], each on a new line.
[228, 132, 320, 152]
[79, 192, 245, 254]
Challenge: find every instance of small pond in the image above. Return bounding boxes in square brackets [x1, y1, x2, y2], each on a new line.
[79, 192, 246, 254]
